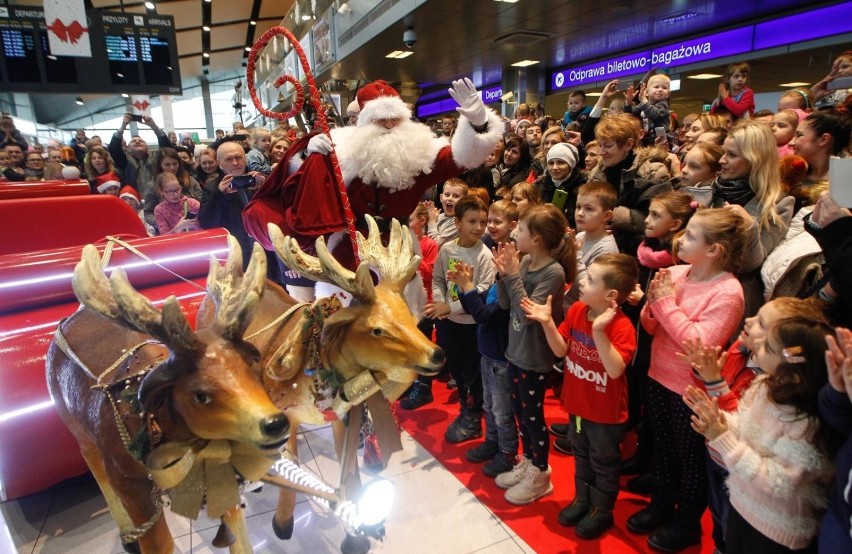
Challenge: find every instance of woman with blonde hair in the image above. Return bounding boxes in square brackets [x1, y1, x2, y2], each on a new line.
[710, 120, 793, 316]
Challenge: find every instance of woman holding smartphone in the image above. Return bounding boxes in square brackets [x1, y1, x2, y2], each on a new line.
[533, 142, 584, 227]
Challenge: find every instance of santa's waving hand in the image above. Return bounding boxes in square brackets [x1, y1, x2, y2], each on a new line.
[448, 77, 490, 126]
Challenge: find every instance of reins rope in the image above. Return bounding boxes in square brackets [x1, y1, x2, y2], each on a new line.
[101, 235, 206, 291]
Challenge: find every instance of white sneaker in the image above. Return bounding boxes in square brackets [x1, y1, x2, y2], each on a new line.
[505, 465, 553, 505]
[495, 456, 531, 489]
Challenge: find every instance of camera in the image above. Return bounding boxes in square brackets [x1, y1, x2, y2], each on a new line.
[403, 27, 417, 49]
[128, 114, 144, 122]
[231, 174, 257, 188]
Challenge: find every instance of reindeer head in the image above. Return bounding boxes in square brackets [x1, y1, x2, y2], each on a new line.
[268, 217, 445, 384]
[71, 237, 289, 451]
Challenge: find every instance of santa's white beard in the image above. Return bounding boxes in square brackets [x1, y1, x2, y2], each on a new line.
[334, 119, 446, 192]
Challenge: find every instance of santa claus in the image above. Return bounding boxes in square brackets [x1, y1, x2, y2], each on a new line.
[243, 77, 503, 300]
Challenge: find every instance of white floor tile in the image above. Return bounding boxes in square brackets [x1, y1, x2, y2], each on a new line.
[471, 537, 528, 553]
[0, 487, 53, 553]
[2, 420, 533, 554]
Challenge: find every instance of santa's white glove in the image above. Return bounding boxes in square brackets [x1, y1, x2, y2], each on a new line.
[306, 133, 333, 155]
[449, 77, 488, 127]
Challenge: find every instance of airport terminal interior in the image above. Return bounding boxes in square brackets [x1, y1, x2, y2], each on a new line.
[1, 0, 852, 553]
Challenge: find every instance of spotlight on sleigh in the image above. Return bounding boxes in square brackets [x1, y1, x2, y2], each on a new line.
[264, 458, 394, 541]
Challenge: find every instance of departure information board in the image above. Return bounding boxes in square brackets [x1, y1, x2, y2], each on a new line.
[0, 6, 182, 94]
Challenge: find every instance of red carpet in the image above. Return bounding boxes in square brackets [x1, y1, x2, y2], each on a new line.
[396, 380, 714, 554]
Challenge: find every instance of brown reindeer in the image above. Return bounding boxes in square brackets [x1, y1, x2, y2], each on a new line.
[46, 237, 290, 554]
[198, 216, 445, 541]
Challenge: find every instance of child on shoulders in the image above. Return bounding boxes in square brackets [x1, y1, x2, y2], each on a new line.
[626, 73, 673, 147]
[563, 90, 593, 128]
[711, 62, 755, 120]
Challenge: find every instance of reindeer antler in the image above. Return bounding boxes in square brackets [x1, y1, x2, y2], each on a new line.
[72, 244, 120, 319]
[268, 223, 375, 301]
[357, 215, 421, 292]
[72, 244, 196, 352]
[72, 237, 266, 353]
[206, 237, 268, 340]
[110, 269, 197, 353]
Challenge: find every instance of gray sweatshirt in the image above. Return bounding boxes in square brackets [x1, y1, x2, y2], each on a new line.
[432, 239, 495, 324]
[498, 257, 566, 372]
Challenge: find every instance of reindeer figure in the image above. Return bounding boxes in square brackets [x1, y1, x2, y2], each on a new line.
[46, 237, 289, 554]
[199, 216, 444, 541]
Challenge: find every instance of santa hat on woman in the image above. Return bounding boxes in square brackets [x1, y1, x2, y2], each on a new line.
[356, 80, 411, 126]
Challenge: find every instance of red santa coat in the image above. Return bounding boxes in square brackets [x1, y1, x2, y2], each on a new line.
[242, 110, 504, 269]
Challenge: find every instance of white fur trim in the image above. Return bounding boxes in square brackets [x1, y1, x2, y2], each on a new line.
[285, 285, 315, 303]
[287, 152, 303, 175]
[331, 121, 446, 191]
[97, 180, 121, 193]
[357, 96, 411, 125]
[450, 109, 505, 169]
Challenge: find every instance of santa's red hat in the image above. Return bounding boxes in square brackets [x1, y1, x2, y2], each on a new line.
[356, 80, 410, 126]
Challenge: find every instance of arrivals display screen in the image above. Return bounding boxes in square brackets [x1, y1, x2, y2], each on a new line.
[0, 5, 182, 94]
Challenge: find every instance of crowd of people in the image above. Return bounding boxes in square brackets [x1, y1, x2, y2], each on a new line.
[0, 114, 300, 264]
[2, 50, 852, 554]
[396, 54, 852, 554]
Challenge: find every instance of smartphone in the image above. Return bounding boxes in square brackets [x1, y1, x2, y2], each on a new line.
[185, 211, 197, 220]
[828, 75, 852, 91]
[128, 114, 144, 122]
[615, 80, 633, 92]
[231, 174, 257, 188]
[655, 127, 666, 140]
[829, 157, 852, 207]
[552, 189, 568, 211]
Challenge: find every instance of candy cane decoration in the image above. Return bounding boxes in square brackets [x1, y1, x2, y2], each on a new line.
[246, 26, 359, 262]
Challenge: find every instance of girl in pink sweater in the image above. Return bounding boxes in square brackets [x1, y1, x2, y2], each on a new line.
[628, 208, 747, 552]
[686, 317, 836, 553]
